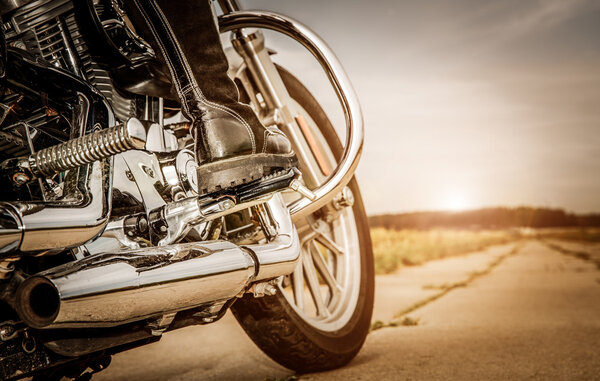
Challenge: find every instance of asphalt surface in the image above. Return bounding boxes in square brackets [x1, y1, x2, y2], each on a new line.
[95, 241, 600, 380]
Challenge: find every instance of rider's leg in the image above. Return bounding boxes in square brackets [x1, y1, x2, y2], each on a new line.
[127, 0, 296, 194]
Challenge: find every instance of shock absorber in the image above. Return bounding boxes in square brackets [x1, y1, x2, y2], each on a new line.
[29, 118, 146, 177]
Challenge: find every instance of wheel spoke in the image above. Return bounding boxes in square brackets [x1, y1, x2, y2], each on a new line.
[291, 262, 304, 310]
[310, 241, 341, 297]
[315, 232, 345, 257]
[303, 249, 329, 317]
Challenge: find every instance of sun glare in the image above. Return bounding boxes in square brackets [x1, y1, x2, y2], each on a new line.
[442, 190, 471, 212]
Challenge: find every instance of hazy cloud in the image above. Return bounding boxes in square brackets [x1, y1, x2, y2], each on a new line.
[240, 0, 600, 213]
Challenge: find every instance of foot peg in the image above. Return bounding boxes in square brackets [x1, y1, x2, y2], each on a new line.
[206, 167, 315, 203]
[150, 168, 316, 246]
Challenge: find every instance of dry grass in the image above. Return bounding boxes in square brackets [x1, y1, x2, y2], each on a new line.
[532, 228, 600, 243]
[371, 228, 520, 274]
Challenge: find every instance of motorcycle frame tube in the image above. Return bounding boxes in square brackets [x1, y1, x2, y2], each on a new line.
[17, 159, 112, 252]
[0, 48, 115, 253]
[218, 11, 364, 221]
[0, 158, 112, 254]
[244, 193, 300, 281]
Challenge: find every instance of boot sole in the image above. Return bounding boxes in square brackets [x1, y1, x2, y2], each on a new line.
[196, 153, 298, 195]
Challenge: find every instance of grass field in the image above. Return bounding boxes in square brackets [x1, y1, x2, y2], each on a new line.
[531, 228, 600, 243]
[371, 228, 520, 274]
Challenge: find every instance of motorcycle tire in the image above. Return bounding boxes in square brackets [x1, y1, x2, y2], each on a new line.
[231, 66, 374, 373]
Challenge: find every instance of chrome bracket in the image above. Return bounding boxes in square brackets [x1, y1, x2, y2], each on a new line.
[146, 312, 177, 336]
[250, 279, 279, 298]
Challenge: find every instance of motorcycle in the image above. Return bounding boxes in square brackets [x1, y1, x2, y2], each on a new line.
[0, 0, 373, 379]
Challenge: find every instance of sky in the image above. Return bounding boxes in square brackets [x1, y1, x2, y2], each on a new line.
[236, 0, 600, 215]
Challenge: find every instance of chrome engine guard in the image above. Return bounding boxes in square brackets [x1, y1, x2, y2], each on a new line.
[219, 10, 365, 220]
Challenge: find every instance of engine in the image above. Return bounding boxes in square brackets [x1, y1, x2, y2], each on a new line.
[0, 0, 259, 255]
[0, 0, 173, 160]
[0, 0, 265, 261]
[2, 0, 134, 117]
[0, 0, 181, 204]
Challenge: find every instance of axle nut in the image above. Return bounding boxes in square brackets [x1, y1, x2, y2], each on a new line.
[333, 186, 354, 210]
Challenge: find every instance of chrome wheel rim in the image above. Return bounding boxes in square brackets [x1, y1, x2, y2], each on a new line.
[280, 206, 361, 332]
[277, 97, 362, 332]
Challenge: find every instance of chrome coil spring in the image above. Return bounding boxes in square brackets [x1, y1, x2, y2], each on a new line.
[30, 118, 146, 176]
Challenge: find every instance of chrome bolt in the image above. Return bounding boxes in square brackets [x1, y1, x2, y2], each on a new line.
[290, 179, 317, 200]
[0, 325, 14, 340]
[333, 186, 354, 210]
[264, 284, 277, 296]
[12, 173, 30, 186]
[137, 217, 148, 233]
[252, 282, 278, 297]
[221, 199, 235, 210]
[142, 166, 155, 178]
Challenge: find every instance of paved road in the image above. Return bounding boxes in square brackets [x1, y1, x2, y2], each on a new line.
[96, 241, 600, 380]
[547, 239, 600, 268]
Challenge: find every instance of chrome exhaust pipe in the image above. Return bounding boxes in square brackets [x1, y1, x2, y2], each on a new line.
[16, 195, 300, 329]
[0, 204, 22, 254]
[8, 160, 111, 252]
[17, 241, 256, 329]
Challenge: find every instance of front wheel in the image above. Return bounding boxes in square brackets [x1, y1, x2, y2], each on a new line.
[231, 67, 374, 372]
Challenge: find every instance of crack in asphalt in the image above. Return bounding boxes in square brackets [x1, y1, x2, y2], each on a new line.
[543, 241, 600, 270]
[370, 243, 524, 332]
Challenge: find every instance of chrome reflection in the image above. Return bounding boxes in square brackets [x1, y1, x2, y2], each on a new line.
[219, 11, 364, 220]
[0, 47, 117, 253]
[15, 193, 300, 329]
[245, 194, 300, 281]
[17, 241, 256, 328]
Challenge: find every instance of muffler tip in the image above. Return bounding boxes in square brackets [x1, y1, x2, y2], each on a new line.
[16, 276, 60, 329]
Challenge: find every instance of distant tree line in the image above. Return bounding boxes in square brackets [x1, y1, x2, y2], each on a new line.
[369, 207, 600, 230]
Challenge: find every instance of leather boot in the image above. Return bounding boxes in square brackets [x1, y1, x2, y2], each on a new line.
[126, 0, 297, 193]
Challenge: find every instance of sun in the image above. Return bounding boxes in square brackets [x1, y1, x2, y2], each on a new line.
[441, 190, 471, 211]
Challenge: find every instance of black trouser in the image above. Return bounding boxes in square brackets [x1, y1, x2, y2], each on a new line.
[125, 0, 296, 194]
[125, 0, 264, 153]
